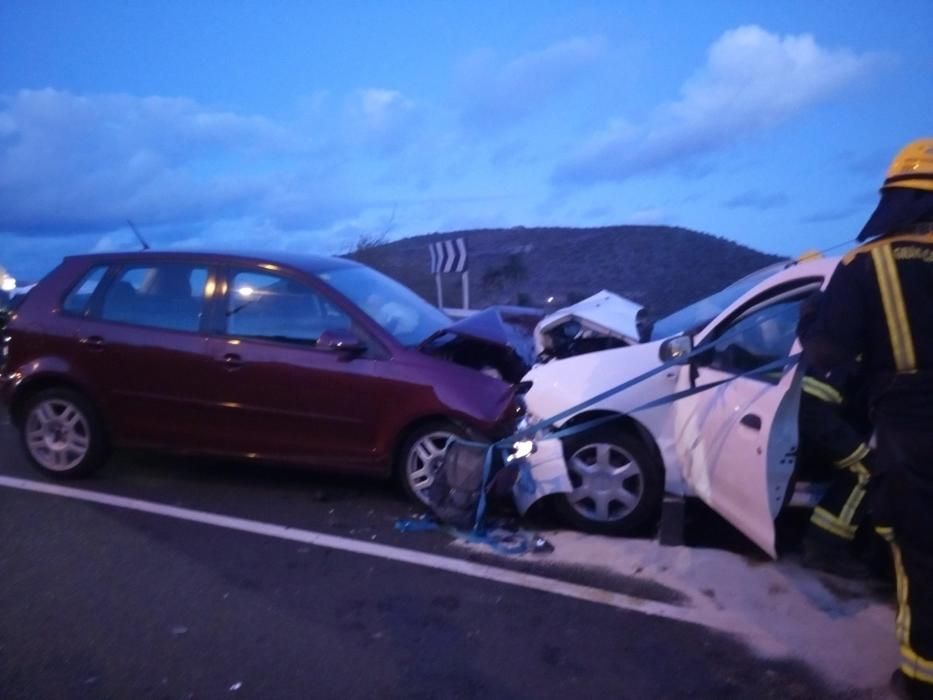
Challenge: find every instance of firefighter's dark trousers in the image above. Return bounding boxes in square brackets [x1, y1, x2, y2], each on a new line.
[809, 446, 871, 542]
[875, 412, 933, 690]
[799, 386, 872, 543]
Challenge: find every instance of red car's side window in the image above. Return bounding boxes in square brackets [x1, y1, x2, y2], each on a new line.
[225, 270, 352, 344]
[62, 265, 108, 316]
[99, 264, 210, 333]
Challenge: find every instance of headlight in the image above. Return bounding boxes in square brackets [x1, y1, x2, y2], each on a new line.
[507, 439, 535, 462]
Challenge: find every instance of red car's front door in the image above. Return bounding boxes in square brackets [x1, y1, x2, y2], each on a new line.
[202, 267, 387, 470]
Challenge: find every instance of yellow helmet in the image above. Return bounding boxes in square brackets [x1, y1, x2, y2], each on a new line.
[882, 138, 933, 192]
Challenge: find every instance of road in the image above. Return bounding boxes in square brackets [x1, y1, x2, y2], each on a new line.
[0, 424, 871, 699]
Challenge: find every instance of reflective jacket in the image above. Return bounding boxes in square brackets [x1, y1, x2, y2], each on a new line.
[804, 224, 933, 415]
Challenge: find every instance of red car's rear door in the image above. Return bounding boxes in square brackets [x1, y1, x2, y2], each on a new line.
[75, 261, 220, 449]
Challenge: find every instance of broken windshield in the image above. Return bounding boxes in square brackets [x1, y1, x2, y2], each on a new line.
[649, 261, 789, 341]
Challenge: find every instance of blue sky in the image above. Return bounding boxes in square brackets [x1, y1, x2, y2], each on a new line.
[1, 1, 931, 281]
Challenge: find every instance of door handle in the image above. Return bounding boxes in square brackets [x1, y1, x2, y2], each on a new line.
[220, 353, 244, 370]
[79, 335, 105, 351]
[740, 414, 762, 431]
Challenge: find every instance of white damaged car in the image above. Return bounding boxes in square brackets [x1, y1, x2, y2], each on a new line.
[519, 255, 840, 557]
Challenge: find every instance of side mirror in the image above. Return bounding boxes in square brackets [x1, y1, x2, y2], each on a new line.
[659, 335, 693, 364]
[318, 328, 367, 356]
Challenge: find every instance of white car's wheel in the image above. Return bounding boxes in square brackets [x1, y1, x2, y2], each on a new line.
[554, 427, 662, 535]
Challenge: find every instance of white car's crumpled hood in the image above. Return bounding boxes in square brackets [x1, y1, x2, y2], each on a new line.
[534, 290, 645, 355]
[522, 339, 668, 428]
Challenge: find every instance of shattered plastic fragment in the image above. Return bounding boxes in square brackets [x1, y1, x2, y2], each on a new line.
[532, 536, 554, 554]
[229, 682, 243, 691]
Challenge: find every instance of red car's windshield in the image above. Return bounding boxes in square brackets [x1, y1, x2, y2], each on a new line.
[320, 266, 450, 347]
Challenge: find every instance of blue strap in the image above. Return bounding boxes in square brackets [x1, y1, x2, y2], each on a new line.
[473, 352, 802, 533]
[397, 353, 801, 554]
[395, 516, 533, 555]
[506, 353, 800, 449]
[405, 302, 806, 550]
[508, 301, 802, 443]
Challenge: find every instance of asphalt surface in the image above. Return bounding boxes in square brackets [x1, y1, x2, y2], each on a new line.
[0, 424, 859, 699]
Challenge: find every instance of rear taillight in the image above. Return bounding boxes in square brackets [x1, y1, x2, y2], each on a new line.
[0, 334, 10, 373]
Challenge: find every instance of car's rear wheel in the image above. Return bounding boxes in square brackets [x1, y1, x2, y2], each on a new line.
[553, 427, 662, 535]
[397, 421, 465, 507]
[20, 388, 107, 478]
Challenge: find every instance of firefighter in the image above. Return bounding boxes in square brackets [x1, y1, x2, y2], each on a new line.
[798, 374, 875, 571]
[803, 138, 933, 699]
[794, 292, 875, 574]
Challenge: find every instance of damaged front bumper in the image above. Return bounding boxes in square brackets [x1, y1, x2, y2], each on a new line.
[508, 419, 572, 515]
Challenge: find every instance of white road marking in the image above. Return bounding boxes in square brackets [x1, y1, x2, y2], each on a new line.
[0, 474, 784, 655]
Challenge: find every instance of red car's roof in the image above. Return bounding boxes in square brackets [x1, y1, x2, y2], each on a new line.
[62, 249, 360, 276]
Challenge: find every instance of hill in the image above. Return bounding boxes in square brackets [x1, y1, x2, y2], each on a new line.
[350, 226, 784, 318]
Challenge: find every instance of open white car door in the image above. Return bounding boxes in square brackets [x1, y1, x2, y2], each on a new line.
[672, 295, 808, 558]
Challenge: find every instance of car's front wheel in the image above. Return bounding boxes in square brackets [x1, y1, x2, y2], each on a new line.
[397, 421, 465, 507]
[20, 388, 108, 478]
[553, 427, 662, 535]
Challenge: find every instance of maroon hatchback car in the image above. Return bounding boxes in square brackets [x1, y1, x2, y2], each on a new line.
[0, 251, 530, 505]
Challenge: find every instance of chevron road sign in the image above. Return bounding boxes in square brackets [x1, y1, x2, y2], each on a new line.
[428, 237, 469, 309]
[429, 237, 468, 274]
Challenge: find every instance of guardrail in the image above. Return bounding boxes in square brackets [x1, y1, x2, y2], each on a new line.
[442, 307, 477, 319]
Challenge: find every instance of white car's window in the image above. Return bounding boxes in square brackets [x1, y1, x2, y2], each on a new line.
[99, 264, 209, 332]
[225, 270, 351, 344]
[649, 262, 788, 341]
[704, 298, 803, 381]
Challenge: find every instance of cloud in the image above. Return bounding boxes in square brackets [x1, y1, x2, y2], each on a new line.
[799, 190, 877, 225]
[724, 190, 789, 211]
[799, 204, 866, 225]
[0, 89, 298, 235]
[0, 84, 526, 279]
[0, 88, 409, 239]
[556, 26, 880, 183]
[624, 207, 669, 225]
[344, 88, 419, 154]
[457, 36, 608, 129]
[355, 89, 413, 128]
[583, 205, 612, 221]
[836, 148, 889, 178]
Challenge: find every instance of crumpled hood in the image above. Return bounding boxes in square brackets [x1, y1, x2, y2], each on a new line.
[523, 339, 666, 427]
[420, 306, 544, 382]
[438, 306, 542, 350]
[534, 290, 646, 357]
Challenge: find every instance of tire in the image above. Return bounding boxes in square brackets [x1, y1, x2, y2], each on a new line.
[396, 421, 465, 508]
[553, 426, 663, 535]
[20, 388, 108, 478]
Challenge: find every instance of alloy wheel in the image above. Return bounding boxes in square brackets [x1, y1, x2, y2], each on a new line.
[566, 441, 644, 522]
[25, 398, 91, 472]
[405, 430, 455, 505]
